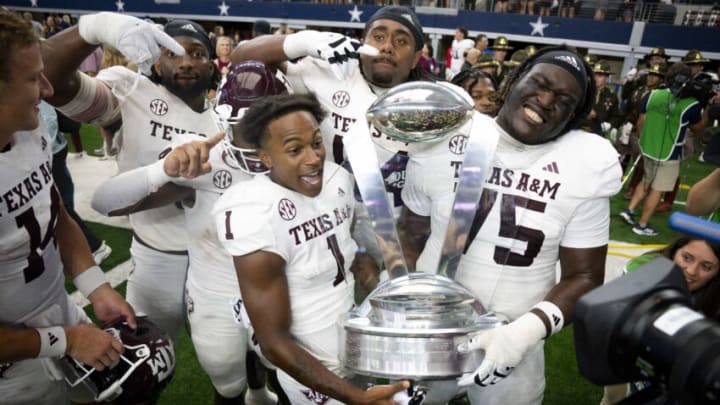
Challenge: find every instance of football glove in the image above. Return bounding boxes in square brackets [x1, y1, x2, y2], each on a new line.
[282, 30, 378, 80]
[457, 311, 546, 387]
[78, 12, 185, 75]
[601, 121, 612, 133]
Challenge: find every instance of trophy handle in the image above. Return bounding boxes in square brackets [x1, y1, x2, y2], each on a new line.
[343, 114, 408, 278]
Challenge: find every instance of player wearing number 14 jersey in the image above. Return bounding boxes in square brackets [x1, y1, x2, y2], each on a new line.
[400, 47, 622, 405]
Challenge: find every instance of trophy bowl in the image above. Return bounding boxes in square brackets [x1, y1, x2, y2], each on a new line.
[366, 82, 474, 143]
[340, 273, 502, 383]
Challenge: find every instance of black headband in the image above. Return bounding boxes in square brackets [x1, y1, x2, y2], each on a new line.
[532, 50, 588, 108]
[164, 19, 214, 58]
[365, 6, 424, 51]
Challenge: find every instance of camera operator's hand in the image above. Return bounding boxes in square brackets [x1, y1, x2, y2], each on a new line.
[457, 312, 546, 387]
[282, 30, 378, 80]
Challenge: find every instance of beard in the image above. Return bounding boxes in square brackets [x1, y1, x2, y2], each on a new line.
[161, 73, 211, 101]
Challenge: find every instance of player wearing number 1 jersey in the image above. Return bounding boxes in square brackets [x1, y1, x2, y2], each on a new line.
[214, 94, 407, 404]
[400, 46, 623, 405]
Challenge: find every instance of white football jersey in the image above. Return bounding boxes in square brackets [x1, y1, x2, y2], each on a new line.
[402, 117, 478, 274]
[97, 67, 220, 251]
[449, 38, 476, 79]
[169, 133, 253, 294]
[286, 58, 410, 212]
[214, 161, 357, 338]
[404, 118, 622, 321]
[0, 126, 66, 325]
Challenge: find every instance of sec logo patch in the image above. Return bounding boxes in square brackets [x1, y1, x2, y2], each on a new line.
[150, 99, 169, 116]
[213, 169, 233, 189]
[278, 198, 297, 221]
[332, 90, 350, 108]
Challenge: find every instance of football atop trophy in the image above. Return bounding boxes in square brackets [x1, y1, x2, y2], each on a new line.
[366, 82, 474, 143]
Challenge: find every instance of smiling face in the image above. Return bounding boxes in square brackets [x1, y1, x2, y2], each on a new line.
[154, 36, 214, 102]
[497, 63, 581, 145]
[360, 19, 421, 88]
[673, 240, 720, 292]
[258, 110, 326, 197]
[0, 42, 53, 141]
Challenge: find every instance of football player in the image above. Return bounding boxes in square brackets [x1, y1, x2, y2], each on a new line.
[41, 14, 218, 348]
[0, 10, 135, 403]
[90, 61, 289, 404]
[231, 6, 431, 218]
[399, 46, 623, 405]
[213, 93, 408, 404]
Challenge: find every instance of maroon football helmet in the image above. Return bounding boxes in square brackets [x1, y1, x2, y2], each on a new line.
[60, 316, 175, 404]
[215, 60, 291, 174]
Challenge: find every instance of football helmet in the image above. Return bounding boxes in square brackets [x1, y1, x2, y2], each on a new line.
[60, 316, 176, 404]
[216, 60, 291, 174]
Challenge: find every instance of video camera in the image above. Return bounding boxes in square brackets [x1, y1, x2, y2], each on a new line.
[671, 72, 718, 105]
[574, 213, 720, 404]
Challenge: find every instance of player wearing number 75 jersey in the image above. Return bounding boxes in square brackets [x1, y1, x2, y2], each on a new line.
[0, 10, 135, 404]
[399, 46, 622, 405]
[214, 94, 408, 405]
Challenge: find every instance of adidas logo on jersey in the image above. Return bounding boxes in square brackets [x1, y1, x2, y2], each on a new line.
[180, 23, 198, 33]
[542, 161, 559, 174]
[552, 314, 562, 326]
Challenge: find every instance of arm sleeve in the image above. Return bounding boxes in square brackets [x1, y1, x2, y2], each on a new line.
[91, 160, 172, 215]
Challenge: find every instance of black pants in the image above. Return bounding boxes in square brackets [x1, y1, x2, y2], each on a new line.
[52, 145, 102, 252]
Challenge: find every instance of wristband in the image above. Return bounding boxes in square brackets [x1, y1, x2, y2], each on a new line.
[532, 301, 564, 337]
[73, 265, 108, 298]
[36, 326, 67, 358]
[147, 158, 173, 192]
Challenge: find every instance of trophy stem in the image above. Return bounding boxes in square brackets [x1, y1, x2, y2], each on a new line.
[343, 116, 408, 278]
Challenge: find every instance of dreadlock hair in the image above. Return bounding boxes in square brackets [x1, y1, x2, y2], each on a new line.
[238, 93, 327, 148]
[0, 9, 39, 83]
[497, 44, 596, 135]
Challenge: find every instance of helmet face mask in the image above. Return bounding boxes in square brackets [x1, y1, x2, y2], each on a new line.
[214, 60, 291, 175]
[62, 342, 153, 402]
[221, 122, 270, 175]
[59, 317, 176, 404]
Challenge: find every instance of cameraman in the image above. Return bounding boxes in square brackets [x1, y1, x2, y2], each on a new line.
[620, 63, 709, 236]
[601, 235, 720, 404]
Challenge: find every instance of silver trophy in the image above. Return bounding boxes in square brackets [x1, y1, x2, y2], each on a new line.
[340, 82, 501, 404]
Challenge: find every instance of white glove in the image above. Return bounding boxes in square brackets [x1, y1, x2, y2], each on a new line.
[620, 122, 633, 145]
[78, 12, 185, 75]
[392, 384, 427, 405]
[457, 312, 546, 387]
[282, 30, 378, 80]
[601, 121, 612, 133]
